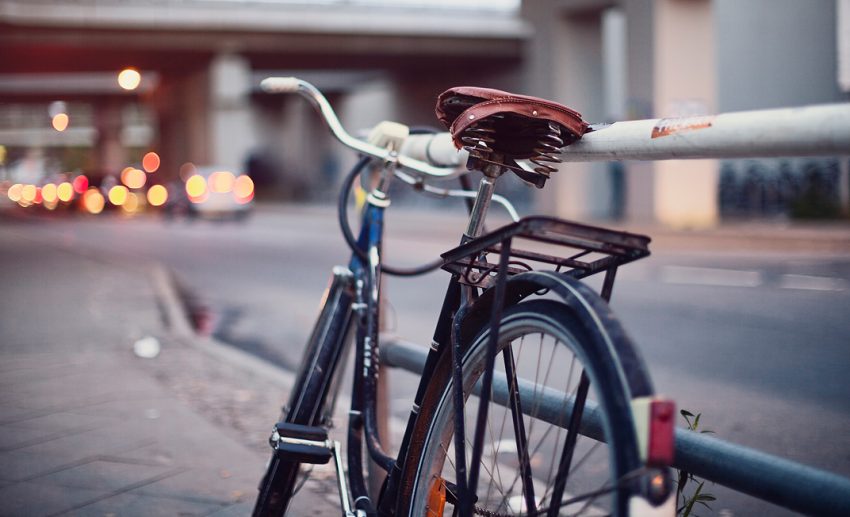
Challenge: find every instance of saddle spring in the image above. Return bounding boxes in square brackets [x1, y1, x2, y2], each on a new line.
[460, 115, 500, 162]
[528, 121, 564, 179]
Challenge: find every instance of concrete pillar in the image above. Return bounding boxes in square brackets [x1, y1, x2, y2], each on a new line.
[652, 0, 718, 227]
[155, 68, 210, 181]
[623, 0, 656, 221]
[523, 0, 610, 220]
[93, 99, 125, 180]
[210, 53, 256, 174]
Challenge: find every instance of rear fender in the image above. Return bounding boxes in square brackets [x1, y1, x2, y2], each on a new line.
[456, 270, 654, 398]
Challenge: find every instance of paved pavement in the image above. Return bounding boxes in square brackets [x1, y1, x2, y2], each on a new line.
[0, 222, 340, 516]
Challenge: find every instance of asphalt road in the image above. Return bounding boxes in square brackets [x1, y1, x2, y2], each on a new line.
[5, 204, 850, 515]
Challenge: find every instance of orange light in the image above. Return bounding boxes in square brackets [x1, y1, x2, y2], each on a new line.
[233, 174, 254, 200]
[42, 183, 57, 203]
[142, 152, 160, 173]
[108, 185, 129, 206]
[72, 175, 89, 194]
[21, 184, 36, 203]
[7, 183, 22, 202]
[121, 167, 146, 189]
[52, 113, 69, 132]
[44, 198, 58, 211]
[185, 174, 207, 198]
[209, 170, 235, 193]
[83, 189, 105, 214]
[57, 182, 74, 202]
[146, 184, 168, 207]
[118, 68, 141, 91]
[34, 187, 43, 204]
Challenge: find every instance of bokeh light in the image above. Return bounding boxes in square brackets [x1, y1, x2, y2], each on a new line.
[41, 183, 57, 203]
[234, 175, 254, 203]
[185, 174, 207, 199]
[142, 152, 160, 173]
[122, 192, 140, 214]
[34, 187, 43, 204]
[118, 68, 141, 90]
[108, 185, 129, 206]
[21, 184, 36, 203]
[121, 167, 146, 189]
[57, 182, 74, 202]
[209, 170, 235, 193]
[179, 162, 197, 182]
[146, 185, 168, 207]
[72, 175, 89, 194]
[83, 189, 105, 214]
[7, 183, 22, 202]
[52, 113, 69, 132]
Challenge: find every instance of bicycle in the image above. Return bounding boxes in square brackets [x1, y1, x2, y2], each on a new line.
[252, 77, 676, 517]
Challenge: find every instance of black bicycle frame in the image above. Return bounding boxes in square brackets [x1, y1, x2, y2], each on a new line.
[327, 190, 469, 516]
[310, 172, 652, 516]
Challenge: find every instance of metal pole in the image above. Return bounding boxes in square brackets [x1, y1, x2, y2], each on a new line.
[380, 338, 850, 515]
[560, 104, 850, 162]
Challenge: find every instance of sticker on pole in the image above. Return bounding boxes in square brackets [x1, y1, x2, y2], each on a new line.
[651, 115, 715, 138]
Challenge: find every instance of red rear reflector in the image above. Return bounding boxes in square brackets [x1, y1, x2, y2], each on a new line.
[648, 399, 675, 466]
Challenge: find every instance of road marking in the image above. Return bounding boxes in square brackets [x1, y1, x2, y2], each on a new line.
[660, 266, 762, 288]
[779, 274, 847, 292]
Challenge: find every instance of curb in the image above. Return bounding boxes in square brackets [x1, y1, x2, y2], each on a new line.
[148, 262, 296, 390]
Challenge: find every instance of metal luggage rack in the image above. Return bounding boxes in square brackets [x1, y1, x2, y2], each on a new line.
[441, 216, 651, 289]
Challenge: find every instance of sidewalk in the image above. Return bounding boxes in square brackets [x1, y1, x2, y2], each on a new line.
[0, 224, 338, 516]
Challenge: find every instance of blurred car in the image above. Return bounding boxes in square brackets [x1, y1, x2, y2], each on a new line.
[167, 166, 254, 221]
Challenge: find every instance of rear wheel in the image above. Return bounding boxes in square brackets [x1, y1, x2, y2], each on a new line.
[397, 299, 646, 516]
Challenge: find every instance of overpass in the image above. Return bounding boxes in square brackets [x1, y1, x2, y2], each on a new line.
[0, 0, 526, 187]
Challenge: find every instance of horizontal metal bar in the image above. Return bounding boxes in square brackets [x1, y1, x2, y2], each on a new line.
[381, 337, 850, 515]
[561, 103, 850, 162]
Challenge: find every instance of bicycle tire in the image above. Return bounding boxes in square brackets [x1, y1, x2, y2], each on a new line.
[253, 278, 354, 517]
[396, 299, 646, 517]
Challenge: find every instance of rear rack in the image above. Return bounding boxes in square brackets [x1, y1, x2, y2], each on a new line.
[441, 216, 651, 289]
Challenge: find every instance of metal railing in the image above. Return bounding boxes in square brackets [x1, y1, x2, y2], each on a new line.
[380, 338, 850, 515]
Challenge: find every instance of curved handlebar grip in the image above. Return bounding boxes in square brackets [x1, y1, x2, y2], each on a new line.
[400, 133, 468, 168]
[260, 77, 302, 93]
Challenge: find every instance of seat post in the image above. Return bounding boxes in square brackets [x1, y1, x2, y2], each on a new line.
[463, 160, 506, 241]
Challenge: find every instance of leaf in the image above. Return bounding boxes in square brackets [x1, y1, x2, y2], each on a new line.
[681, 409, 695, 418]
[697, 494, 717, 502]
[682, 481, 705, 517]
[700, 430, 716, 434]
[694, 413, 701, 429]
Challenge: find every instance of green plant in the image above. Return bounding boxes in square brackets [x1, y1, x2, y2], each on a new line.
[677, 410, 717, 516]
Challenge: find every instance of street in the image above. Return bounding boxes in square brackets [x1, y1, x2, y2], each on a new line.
[3, 204, 850, 515]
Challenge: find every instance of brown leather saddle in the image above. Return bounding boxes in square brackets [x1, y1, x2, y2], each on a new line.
[435, 86, 589, 187]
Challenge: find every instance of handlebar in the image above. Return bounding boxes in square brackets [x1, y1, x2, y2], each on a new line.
[260, 77, 468, 178]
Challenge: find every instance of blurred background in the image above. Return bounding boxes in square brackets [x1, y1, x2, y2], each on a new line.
[1, 1, 849, 515]
[0, 0, 847, 222]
